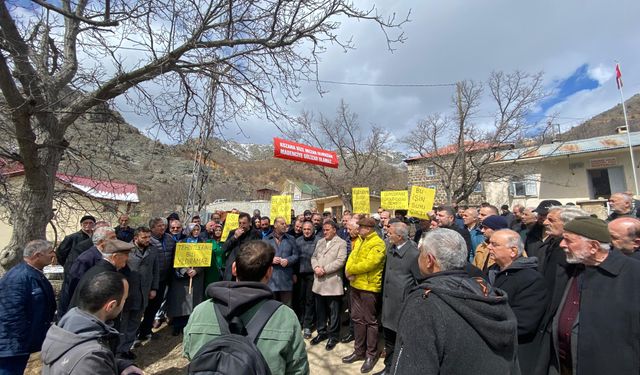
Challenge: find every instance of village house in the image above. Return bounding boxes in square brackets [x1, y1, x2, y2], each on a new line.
[405, 131, 640, 218]
[0, 160, 139, 249]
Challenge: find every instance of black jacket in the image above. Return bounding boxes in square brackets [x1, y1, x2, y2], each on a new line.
[391, 270, 519, 375]
[547, 251, 640, 375]
[489, 257, 547, 340]
[56, 230, 91, 267]
[115, 226, 135, 243]
[489, 257, 548, 373]
[222, 228, 261, 281]
[64, 237, 94, 274]
[295, 235, 318, 274]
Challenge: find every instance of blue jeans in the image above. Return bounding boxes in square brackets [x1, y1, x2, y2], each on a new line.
[0, 355, 30, 375]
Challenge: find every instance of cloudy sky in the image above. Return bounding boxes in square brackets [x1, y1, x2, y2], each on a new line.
[118, 0, 640, 153]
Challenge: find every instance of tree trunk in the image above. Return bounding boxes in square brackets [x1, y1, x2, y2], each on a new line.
[0, 114, 62, 273]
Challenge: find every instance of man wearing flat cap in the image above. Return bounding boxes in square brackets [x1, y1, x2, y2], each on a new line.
[68, 239, 134, 313]
[536, 216, 640, 375]
[342, 217, 386, 373]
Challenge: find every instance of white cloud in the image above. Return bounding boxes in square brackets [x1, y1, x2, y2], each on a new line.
[588, 64, 614, 85]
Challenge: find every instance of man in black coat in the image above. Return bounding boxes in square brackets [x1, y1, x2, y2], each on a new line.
[69, 239, 134, 311]
[56, 215, 95, 267]
[525, 200, 561, 257]
[436, 206, 472, 258]
[138, 217, 176, 339]
[222, 212, 261, 281]
[391, 228, 519, 374]
[374, 222, 419, 375]
[538, 216, 640, 374]
[487, 229, 547, 373]
[606, 192, 634, 222]
[58, 226, 116, 318]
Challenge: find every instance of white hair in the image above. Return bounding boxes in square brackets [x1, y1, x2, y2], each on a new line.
[92, 226, 115, 245]
[390, 222, 409, 240]
[495, 229, 524, 256]
[548, 206, 590, 223]
[24, 240, 52, 258]
[418, 228, 467, 271]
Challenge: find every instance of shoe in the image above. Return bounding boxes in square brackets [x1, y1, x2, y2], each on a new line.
[325, 338, 338, 351]
[340, 333, 355, 343]
[132, 339, 142, 348]
[380, 348, 387, 358]
[372, 369, 388, 375]
[152, 318, 165, 329]
[303, 328, 312, 339]
[310, 334, 328, 345]
[360, 356, 378, 373]
[342, 352, 366, 364]
[137, 332, 152, 341]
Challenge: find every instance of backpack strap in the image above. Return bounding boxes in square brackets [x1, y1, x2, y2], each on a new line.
[212, 299, 282, 343]
[244, 299, 282, 344]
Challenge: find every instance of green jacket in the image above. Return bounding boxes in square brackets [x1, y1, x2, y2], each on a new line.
[183, 282, 309, 375]
[346, 231, 386, 293]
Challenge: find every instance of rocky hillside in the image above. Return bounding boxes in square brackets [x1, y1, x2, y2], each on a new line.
[60, 107, 407, 216]
[561, 93, 640, 140]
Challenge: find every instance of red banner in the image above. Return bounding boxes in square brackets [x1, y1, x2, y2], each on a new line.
[273, 138, 339, 168]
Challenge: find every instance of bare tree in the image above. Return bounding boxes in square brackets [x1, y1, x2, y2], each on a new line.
[402, 71, 550, 204]
[0, 0, 407, 270]
[282, 100, 404, 209]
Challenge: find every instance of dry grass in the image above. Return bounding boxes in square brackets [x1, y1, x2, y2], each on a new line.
[26, 323, 385, 374]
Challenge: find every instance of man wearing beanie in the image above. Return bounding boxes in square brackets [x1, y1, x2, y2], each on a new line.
[472, 215, 508, 272]
[537, 216, 640, 375]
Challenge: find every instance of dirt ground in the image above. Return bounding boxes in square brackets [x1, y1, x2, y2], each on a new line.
[25, 322, 386, 374]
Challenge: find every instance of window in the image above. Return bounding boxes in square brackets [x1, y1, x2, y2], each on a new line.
[510, 176, 537, 197]
[426, 166, 436, 177]
[427, 184, 437, 190]
[473, 182, 483, 193]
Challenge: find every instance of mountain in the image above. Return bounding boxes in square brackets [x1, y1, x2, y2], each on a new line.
[59, 107, 407, 216]
[560, 93, 640, 141]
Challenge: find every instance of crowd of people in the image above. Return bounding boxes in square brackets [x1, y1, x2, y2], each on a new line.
[1, 191, 640, 374]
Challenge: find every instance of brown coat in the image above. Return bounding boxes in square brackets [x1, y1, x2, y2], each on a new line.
[311, 236, 347, 296]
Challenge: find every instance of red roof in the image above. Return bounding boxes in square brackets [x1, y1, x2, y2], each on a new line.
[1, 160, 139, 203]
[404, 141, 501, 161]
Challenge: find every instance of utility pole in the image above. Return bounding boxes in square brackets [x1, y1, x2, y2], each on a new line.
[183, 78, 217, 221]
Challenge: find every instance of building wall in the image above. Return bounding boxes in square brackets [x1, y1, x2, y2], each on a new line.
[485, 148, 640, 219]
[205, 199, 316, 219]
[406, 158, 485, 205]
[408, 146, 640, 219]
[0, 176, 132, 249]
[316, 196, 382, 216]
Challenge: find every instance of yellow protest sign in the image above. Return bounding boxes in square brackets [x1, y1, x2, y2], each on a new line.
[173, 243, 212, 268]
[270, 195, 293, 224]
[221, 213, 239, 242]
[408, 186, 436, 220]
[352, 187, 370, 214]
[381, 190, 409, 210]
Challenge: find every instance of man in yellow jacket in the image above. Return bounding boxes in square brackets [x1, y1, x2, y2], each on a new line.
[342, 217, 386, 373]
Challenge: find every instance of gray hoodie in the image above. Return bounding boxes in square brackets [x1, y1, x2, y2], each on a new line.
[392, 270, 520, 375]
[41, 308, 133, 374]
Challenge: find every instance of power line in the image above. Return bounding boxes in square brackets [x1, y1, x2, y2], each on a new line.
[314, 79, 456, 88]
